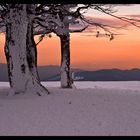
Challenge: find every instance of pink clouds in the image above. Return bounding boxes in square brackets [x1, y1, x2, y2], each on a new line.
[71, 14, 140, 34]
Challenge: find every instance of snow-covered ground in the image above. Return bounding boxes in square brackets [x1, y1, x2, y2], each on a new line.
[42, 81, 140, 91]
[0, 81, 140, 136]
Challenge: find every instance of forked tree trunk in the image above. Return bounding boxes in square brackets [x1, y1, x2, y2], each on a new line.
[60, 33, 73, 88]
[26, 21, 40, 81]
[4, 4, 49, 95]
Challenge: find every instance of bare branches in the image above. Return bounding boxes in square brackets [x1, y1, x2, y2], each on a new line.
[65, 4, 140, 40]
[1, 4, 140, 41]
[32, 4, 120, 41]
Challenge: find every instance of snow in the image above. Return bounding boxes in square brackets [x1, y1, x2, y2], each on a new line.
[0, 81, 140, 136]
[42, 81, 140, 91]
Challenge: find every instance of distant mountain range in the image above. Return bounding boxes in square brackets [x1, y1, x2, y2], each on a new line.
[1, 63, 140, 81]
[0, 64, 79, 81]
[74, 68, 140, 81]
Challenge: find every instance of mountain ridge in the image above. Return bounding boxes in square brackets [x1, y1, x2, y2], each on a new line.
[1, 64, 140, 81]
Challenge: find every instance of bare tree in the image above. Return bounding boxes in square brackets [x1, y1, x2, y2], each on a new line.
[0, 4, 49, 95]
[34, 4, 140, 89]
[34, 4, 89, 88]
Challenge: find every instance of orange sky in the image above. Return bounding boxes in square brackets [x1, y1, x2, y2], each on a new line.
[1, 26, 140, 70]
[34, 27, 140, 70]
[1, 5, 140, 70]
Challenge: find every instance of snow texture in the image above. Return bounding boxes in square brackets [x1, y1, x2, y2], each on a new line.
[0, 81, 140, 136]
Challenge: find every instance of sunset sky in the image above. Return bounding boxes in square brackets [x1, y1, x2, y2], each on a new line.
[1, 4, 140, 70]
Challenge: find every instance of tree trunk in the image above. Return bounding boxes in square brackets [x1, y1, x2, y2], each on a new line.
[26, 21, 40, 81]
[4, 4, 49, 95]
[60, 33, 73, 88]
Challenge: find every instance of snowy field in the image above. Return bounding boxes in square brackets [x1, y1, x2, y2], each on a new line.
[0, 81, 140, 136]
[1, 81, 140, 91]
